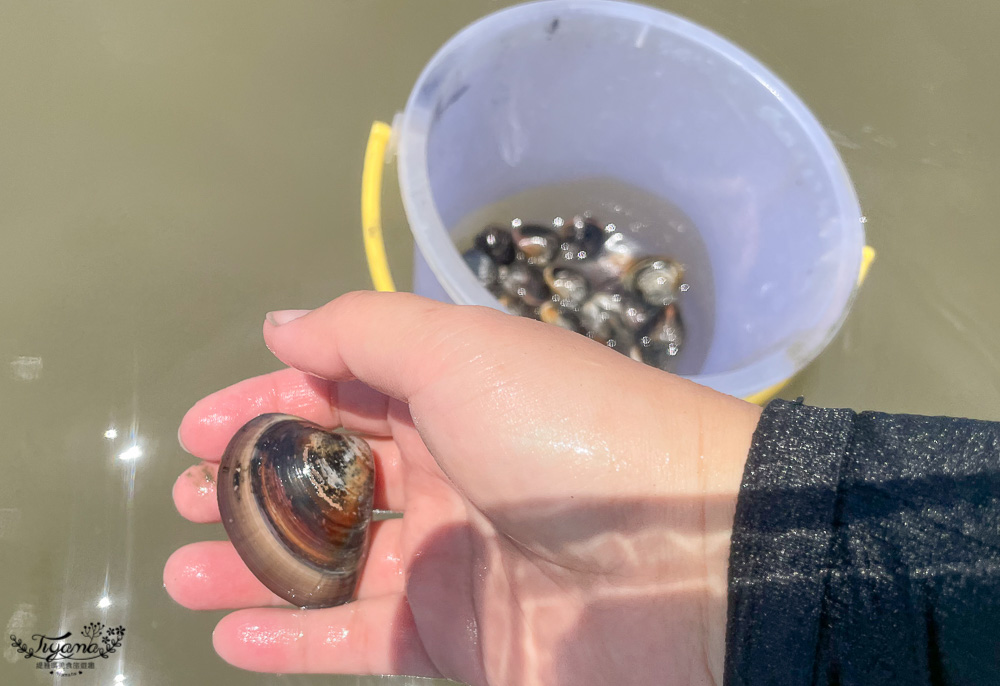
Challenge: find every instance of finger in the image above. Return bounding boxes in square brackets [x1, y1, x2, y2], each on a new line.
[213, 594, 440, 677]
[164, 520, 405, 610]
[164, 540, 287, 609]
[172, 437, 404, 520]
[172, 462, 219, 523]
[264, 291, 489, 403]
[179, 367, 392, 460]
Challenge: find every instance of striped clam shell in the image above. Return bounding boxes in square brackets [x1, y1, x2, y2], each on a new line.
[217, 413, 375, 609]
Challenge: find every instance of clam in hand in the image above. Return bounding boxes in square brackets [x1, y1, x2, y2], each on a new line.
[217, 414, 375, 609]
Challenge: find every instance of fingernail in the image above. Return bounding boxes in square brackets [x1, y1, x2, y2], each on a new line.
[266, 309, 310, 326]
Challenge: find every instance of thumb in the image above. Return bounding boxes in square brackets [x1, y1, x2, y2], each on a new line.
[262, 290, 499, 403]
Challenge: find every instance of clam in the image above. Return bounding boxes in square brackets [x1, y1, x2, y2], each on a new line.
[558, 217, 605, 263]
[602, 327, 635, 355]
[474, 225, 516, 265]
[512, 224, 561, 266]
[217, 414, 375, 609]
[600, 229, 634, 274]
[625, 256, 685, 307]
[498, 293, 541, 320]
[539, 301, 584, 332]
[570, 217, 606, 258]
[579, 289, 624, 341]
[619, 292, 657, 331]
[578, 288, 634, 353]
[634, 304, 685, 371]
[463, 248, 499, 291]
[501, 262, 550, 307]
[543, 265, 591, 309]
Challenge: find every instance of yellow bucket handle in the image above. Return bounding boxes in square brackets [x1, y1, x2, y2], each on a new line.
[361, 120, 877, 403]
[361, 121, 397, 293]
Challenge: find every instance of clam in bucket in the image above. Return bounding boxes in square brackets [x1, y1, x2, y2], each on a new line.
[361, 0, 874, 403]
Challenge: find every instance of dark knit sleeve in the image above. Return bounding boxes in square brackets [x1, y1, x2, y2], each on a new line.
[725, 399, 1000, 686]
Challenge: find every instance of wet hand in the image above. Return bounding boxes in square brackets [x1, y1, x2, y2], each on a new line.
[165, 291, 761, 685]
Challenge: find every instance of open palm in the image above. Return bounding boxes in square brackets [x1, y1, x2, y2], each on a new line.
[165, 292, 760, 685]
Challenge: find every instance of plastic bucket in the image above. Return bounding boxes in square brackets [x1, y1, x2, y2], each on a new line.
[366, 0, 869, 401]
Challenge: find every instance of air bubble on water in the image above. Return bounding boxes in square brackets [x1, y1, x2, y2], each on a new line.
[859, 215, 868, 224]
[605, 222, 617, 233]
[679, 283, 690, 292]
[511, 217, 522, 228]
[552, 216, 565, 228]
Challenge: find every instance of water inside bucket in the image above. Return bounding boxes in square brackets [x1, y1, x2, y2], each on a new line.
[451, 177, 715, 376]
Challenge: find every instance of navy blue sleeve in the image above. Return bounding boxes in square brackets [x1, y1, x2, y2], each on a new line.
[725, 399, 1000, 686]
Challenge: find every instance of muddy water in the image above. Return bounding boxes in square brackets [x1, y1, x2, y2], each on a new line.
[1, 1, 998, 685]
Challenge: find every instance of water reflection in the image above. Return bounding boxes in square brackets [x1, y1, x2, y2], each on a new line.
[105, 425, 141, 685]
[118, 445, 143, 462]
[9, 355, 42, 381]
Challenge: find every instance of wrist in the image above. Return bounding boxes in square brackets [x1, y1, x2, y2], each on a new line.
[697, 395, 762, 683]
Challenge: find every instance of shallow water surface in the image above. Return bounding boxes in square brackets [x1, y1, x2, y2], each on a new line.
[1, 1, 998, 685]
